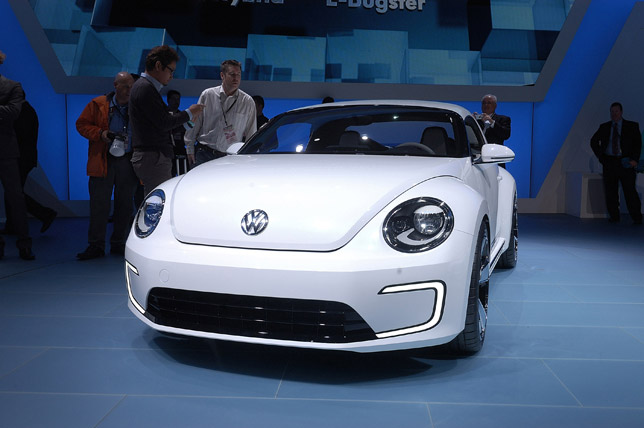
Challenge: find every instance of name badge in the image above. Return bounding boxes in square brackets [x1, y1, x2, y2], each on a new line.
[224, 124, 237, 144]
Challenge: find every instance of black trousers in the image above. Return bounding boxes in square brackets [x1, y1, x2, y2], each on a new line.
[87, 154, 138, 250]
[602, 157, 642, 222]
[4, 161, 56, 230]
[0, 158, 31, 250]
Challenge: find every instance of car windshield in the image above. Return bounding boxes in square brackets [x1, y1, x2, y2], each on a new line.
[240, 105, 469, 157]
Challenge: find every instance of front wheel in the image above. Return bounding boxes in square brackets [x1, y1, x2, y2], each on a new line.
[447, 221, 490, 354]
[497, 192, 518, 269]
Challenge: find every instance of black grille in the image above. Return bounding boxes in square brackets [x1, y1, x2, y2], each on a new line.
[146, 288, 377, 343]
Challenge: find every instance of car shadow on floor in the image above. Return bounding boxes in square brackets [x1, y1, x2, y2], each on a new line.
[150, 333, 471, 384]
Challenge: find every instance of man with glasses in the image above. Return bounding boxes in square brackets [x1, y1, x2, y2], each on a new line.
[184, 59, 256, 167]
[129, 45, 204, 196]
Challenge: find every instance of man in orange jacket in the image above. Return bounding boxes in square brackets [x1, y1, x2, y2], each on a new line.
[76, 72, 138, 260]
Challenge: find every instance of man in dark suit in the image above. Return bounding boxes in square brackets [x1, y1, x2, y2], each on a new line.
[590, 102, 642, 224]
[3, 98, 57, 235]
[475, 94, 511, 145]
[0, 50, 35, 260]
[129, 46, 204, 197]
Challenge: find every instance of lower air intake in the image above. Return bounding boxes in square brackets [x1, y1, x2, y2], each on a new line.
[146, 288, 377, 343]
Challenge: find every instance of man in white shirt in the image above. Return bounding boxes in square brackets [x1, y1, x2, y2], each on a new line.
[185, 60, 256, 167]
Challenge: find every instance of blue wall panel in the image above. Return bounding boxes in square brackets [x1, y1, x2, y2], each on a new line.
[531, 0, 637, 197]
[1, 0, 69, 200]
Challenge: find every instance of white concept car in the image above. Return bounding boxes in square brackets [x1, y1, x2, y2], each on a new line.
[125, 100, 518, 354]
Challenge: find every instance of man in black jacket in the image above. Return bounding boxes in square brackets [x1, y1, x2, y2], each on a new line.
[3, 98, 57, 235]
[0, 50, 34, 260]
[129, 46, 203, 196]
[475, 94, 511, 146]
[590, 102, 642, 224]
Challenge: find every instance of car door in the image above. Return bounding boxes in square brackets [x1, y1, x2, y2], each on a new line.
[463, 116, 500, 241]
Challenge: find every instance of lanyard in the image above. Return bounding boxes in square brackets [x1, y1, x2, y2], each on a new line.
[221, 96, 238, 127]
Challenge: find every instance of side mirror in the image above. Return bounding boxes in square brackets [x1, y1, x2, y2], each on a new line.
[226, 142, 245, 155]
[477, 144, 515, 164]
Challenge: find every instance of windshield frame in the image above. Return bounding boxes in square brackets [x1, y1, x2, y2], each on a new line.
[240, 105, 470, 158]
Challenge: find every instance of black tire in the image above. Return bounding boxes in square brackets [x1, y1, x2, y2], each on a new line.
[497, 192, 518, 269]
[448, 221, 490, 354]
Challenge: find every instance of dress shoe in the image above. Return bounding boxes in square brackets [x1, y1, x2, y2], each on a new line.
[76, 245, 104, 261]
[40, 211, 58, 233]
[19, 248, 36, 261]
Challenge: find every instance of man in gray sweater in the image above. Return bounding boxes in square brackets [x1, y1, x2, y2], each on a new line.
[129, 45, 203, 196]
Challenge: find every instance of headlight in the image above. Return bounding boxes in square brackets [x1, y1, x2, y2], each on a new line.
[383, 197, 453, 252]
[134, 189, 165, 238]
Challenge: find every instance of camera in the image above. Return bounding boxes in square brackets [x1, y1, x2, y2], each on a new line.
[106, 131, 126, 142]
[107, 131, 127, 157]
[475, 114, 491, 128]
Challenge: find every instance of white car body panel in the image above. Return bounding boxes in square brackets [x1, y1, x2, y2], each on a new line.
[172, 155, 467, 251]
[125, 100, 516, 353]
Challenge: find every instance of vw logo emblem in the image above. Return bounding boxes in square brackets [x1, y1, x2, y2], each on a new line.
[241, 209, 269, 236]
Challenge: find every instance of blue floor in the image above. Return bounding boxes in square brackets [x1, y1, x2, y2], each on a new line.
[1, 215, 644, 428]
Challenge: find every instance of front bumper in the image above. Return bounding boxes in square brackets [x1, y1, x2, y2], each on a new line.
[125, 222, 476, 353]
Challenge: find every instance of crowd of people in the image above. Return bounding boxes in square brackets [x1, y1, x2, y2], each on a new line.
[1, 44, 642, 261]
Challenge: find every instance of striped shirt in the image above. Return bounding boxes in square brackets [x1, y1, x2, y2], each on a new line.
[184, 86, 256, 154]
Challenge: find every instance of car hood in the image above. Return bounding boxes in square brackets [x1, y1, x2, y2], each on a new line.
[171, 155, 465, 251]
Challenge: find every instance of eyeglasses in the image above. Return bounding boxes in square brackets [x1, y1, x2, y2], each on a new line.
[164, 64, 176, 75]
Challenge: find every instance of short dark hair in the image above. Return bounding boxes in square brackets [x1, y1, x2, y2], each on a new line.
[610, 102, 623, 112]
[0, 50, 6, 65]
[221, 59, 241, 74]
[252, 95, 264, 107]
[145, 46, 179, 72]
[167, 89, 181, 99]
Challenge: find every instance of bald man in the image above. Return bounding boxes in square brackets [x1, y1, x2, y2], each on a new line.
[475, 94, 511, 146]
[75, 72, 139, 260]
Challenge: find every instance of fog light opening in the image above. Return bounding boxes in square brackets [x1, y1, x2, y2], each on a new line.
[125, 260, 145, 314]
[376, 281, 445, 339]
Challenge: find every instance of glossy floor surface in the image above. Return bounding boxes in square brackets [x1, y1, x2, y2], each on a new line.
[1, 215, 643, 428]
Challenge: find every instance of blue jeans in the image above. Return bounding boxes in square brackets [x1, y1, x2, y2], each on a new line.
[195, 145, 226, 167]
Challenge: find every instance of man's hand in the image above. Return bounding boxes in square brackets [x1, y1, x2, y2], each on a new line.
[187, 153, 196, 165]
[188, 104, 205, 118]
[101, 130, 112, 143]
[473, 112, 492, 121]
